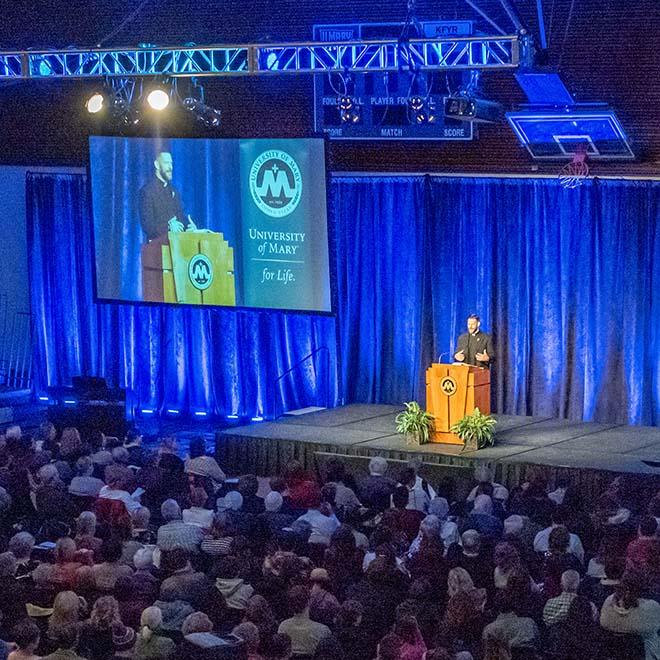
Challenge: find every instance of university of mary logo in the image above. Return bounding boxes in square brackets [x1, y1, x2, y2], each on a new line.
[440, 376, 458, 396]
[188, 254, 213, 291]
[249, 150, 302, 218]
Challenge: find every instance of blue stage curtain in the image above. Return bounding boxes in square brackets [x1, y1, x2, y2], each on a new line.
[27, 172, 660, 425]
[428, 176, 660, 426]
[27, 172, 338, 419]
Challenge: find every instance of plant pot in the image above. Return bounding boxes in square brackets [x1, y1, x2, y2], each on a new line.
[462, 435, 478, 452]
[405, 432, 421, 447]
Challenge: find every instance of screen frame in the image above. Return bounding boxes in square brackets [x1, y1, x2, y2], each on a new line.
[87, 134, 336, 317]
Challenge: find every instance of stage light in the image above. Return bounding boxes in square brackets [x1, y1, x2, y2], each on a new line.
[146, 87, 170, 111]
[85, 91, 106, 114]
[166, 408, 180, 415]
[251, 416, 264, 422]
[227, 414, 239, 419]
[140, 408, 155, 415]
[193, 411, 208, 417]
[182, 97, 221, 128]
[63, 399, 77, 406]
[38, 395, 50, 402]
[339, 96, 361, 124]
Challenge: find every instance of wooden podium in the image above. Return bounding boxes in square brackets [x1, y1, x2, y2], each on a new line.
[141, 232, 236, 305]
[426, 363, 491, 444]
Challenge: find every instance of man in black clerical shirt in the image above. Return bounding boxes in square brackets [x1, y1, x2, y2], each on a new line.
[453, 314, 494, 368]
[138, 152, 197, 240]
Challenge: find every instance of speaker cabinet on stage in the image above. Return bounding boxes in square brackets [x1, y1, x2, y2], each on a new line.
[425, 363, 490, 444]
[141, 231, 236, 306]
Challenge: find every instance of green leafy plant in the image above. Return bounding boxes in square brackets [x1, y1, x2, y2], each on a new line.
[450, 407, 497, 451]
[395, 401, 435, 445]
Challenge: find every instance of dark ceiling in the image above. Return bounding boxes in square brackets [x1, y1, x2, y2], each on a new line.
[1, 0, 659, 176]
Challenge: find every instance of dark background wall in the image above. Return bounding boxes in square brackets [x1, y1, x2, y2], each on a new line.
[0, 0, 659, 176]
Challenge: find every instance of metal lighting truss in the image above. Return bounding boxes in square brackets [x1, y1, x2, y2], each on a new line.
[0, 34, 524, 80]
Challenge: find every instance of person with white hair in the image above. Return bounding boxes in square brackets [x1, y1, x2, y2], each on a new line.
[134, 606, 176, 659]
[8, 532, 37, 580]
[156, 499, 204, 554]
[467, 465, 509, 503]
[461, 494, 504, 539]
[359, 456, 396, 512]
[544, 570, 597, 626]
[68, 456, 105, 497]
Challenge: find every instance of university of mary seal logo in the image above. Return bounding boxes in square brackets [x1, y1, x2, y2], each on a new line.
[440, 376, 458, 396]
[188, 254, 213, 290]
[249, 150, 302, 218]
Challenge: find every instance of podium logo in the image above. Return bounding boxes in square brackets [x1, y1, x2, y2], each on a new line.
[188, 254, 213, 290]
[440, 376, 458, 396]
[249, 150, 302, 217]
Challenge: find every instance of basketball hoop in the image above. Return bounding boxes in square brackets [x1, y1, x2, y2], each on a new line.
[559, 147, 590, 189]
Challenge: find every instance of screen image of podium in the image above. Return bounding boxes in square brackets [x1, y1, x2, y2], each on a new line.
[141, 232, 236, 305]
[425, 363, 490, 444]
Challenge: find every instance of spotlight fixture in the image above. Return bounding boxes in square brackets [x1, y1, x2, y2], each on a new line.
[338, 95, 361, 124]
[146, 86, 170, 111]
[85, 91, 106, 114]
[407, 95, 436, 125]
[183, 97, 222, 128]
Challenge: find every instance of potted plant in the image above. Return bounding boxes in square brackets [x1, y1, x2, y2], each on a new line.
[450, 407, 497, 452]
[395, 401, 434, 446]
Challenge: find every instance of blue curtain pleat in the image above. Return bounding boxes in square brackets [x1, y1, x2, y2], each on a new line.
[27, 172, 660, 425]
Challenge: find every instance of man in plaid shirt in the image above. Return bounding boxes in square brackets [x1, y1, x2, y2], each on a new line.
[543, 570, 597, 626]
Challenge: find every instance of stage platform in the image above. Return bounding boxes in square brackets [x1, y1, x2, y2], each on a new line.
[216, 404, 660, 498]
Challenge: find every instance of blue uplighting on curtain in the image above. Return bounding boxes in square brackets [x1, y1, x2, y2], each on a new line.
[27, 172, 660, 425]
[27, 172, 338, 419]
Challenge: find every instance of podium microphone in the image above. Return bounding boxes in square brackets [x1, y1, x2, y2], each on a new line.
[437, 352, 450, 363]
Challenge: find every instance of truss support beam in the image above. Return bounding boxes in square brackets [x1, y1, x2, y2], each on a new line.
[0, 35, 525, 81]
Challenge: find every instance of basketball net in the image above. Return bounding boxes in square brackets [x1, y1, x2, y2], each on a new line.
[559, 147, 590, 189]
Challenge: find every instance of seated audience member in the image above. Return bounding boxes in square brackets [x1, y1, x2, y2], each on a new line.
[78, 595, 135, 660]
[184, 436, 226, 489]
[92, 537, 133, 592]
[130, 505, 156, 545]
[375, 632, 403, 660]
[258, 492, 297, 539]
[134, 606, 176, 660]
[600, 571, 660, 660]
[231, 621, 262, 659]
[214, 555, 255, 616]
[482, 591, 539, 653]
[239, 474, 266, 515]
[541, 525, 583, 598]
[277, 585, 331, 657]
[460, 494, 503, 539]
[543, 569, 594, 627]
[98, 464, 142, 515]
[283, 461, 319, 512]
[533, 505, 585, 563]
[394, 613, 427, 660]
[334, 599, 365, 660]
[293, 488, 339, 546]
[427, 497, 460, 550]
[406, 515, 447, 592]
[41, 623, 87, 660]
[382, 485, 425, 545]
[448, 529, 494, 591]
[34, 464, 76, 522]
[124, 429, 146, 467]
[73, 511, 103, 557]
[46, 590, 84, 651]
[8, 532, 38, 580]
[181, 611, 213, 636]
[359, 457, 396, 513]
[307, 568, 339, 628]
[547, 595, 602, 660]
[323, 458, 361, 515]
[323, 525, 364, 600]
[45, 538, 82, 592]
[8, 620, 40, 660]
[626, 516, 660, 590]
[157, 498, 204, 554]
[398, 468, 431, 514]
[68, 456, 105, 498]
[182, 484, 214, 529]
[585, 554, 625, 610]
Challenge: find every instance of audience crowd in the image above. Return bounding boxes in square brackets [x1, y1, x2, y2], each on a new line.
[0, 421, 658, 660]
